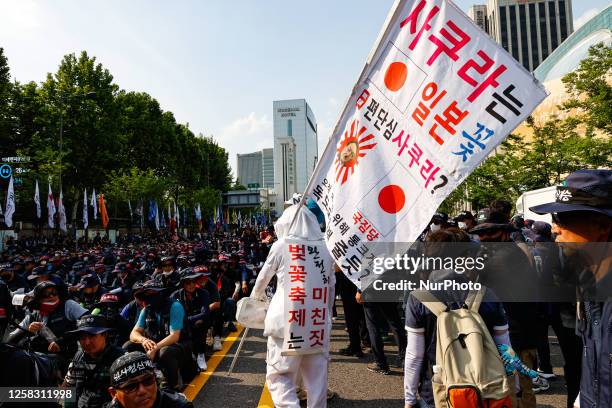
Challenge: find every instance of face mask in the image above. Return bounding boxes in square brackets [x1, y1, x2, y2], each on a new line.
[39, 299, 60, 314]
[162, 270, 174, 276]
[458, 222, 467, 230]
[430, 224, 441, 232]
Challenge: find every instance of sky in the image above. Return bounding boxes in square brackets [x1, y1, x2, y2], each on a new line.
[1, 0, 609, 178]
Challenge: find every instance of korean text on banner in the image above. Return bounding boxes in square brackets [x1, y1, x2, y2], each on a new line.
[282, 240, 333, 356]
[306, 0, 548, 287]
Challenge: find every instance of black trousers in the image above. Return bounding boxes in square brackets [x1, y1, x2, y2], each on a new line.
[363, 301, 407, 368]
[535, 305, 582, 408]
[123, 341, 189, 389]
[191, 317, 211, 354]
[337, 272, 368, 351]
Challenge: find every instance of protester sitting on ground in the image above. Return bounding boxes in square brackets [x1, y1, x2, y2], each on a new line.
[74, 274, 107, 311]
[63, 314, 126, 408]
[0, 262, 27, 292]
[93, 292, 133, 347]
[106, 351, 193, 408]
[9, 281, 87, 365]
[125, 281, 190, 391]
[193, 266, 223, 351]
[172, 268, 211, 371]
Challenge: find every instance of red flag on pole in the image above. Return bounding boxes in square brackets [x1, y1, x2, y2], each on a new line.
[99, 194, 109, 228]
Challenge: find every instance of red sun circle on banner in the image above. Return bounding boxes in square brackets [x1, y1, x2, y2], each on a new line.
[378, 184, 406, 214]
[384, 62, 408, 92]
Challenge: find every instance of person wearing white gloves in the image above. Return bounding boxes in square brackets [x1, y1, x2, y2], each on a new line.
[251, 203, 335, 408]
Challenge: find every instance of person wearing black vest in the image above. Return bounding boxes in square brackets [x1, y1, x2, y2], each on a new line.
[530, 169, 612, 408]
[0, 262, 28, 292]
[63, 315, 126, 408]
[8, 281, 87, 371]
[125, 281, 190, 390]
[171, 268, 211, 371]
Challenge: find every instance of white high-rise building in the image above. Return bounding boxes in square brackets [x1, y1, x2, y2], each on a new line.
[468, 4, 489, 33]
[487, 0, 573, 71]
[273, 99, 318, 207]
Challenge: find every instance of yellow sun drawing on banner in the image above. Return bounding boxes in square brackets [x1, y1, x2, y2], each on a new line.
[335, 119, 377, 185]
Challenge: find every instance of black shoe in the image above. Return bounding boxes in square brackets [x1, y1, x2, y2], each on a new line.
[367, 362, 390, 375]
[339, 346, 364, 358]
[227, 322, 237, 332]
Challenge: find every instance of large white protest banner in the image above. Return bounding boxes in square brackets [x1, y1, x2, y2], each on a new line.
[282, 240, 333, 356]
[305, 0, 548, 287]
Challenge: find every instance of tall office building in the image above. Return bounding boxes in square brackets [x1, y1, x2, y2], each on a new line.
[237, 151, 263, 187]
[275, 137, 297, 203]
[273, 99, 318, 205]
[468, 4, 489, 33]
[262, 148, 274, 189]
[487, 0, 573, 71]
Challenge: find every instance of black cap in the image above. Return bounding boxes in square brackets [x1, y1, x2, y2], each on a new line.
[455, 211, 474, 222]
[66, 315, 113, 336]
[431, 212, 448, 224]
[530, 170, 612, 217]
[110, 352, 156, 387]
[28, 266, 50, 280]
[77, 274, 100, 289]
[179, 267, 202, 282]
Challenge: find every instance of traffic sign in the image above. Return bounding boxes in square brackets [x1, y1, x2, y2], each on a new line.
[0, 164, 12, 179]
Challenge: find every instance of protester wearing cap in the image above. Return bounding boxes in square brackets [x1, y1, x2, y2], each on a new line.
[210, 256, 239, 343]
[0, 262, 27, 292]
[154, 256, 180, 292]
[125, 281, 190, 391]
[192, 265, 223, 351]
[68, 261, 87, 286]
[106, 351, 193, 408]
[94, 292, 133, 347]
[8, 281, 87, 364]
[171, 268, 211, 371]
[455, 210, 476, 232]
[120, 282, 146, 327]
[74, 274, 107, 311]
[27, 264, 64, 288]
[471, 204, 543, 406]
[530, 169, 612, 408]
[63, 315, 126, 408]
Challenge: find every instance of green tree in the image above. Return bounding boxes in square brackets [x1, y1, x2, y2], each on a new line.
[562, 43, 612, 133]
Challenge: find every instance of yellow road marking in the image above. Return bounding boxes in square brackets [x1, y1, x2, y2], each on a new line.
[257, 382, 275, 407]
[184, 324, 245, 401]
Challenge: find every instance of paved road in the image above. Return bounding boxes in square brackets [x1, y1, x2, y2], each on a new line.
[189, 302, 569, 407]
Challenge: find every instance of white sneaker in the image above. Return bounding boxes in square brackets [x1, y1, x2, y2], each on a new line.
[532, 376, 550, 393]
[537, 369, 556, 379]
[213, 336, 223, 351]
[197, 353, 207, 371]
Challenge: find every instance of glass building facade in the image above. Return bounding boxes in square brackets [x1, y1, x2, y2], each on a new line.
[488, 0, 574, 71]
[273, 99, 318, 202]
